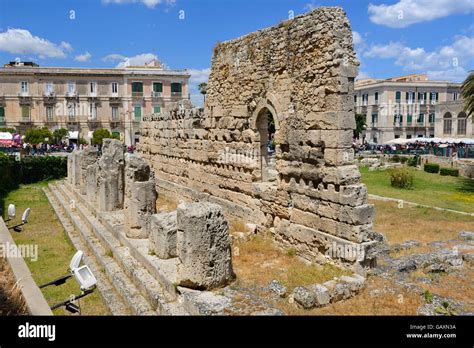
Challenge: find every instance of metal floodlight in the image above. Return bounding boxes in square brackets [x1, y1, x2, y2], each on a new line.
[7, 204, 16, 219]
[39, 249, 98, 312]
[73, 265, 97, 291]
[4, 204, 16, 223]
[8, 207, 31, 232]
[69, 250, 83, 271]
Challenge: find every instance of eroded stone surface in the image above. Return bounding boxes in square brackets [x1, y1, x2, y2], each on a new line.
[176, 202, 234, 289]
[149, 211, 177, 259]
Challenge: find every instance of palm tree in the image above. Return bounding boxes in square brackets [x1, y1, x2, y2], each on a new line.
[198, 82, 208, 104]
[461, 71, 474, 117]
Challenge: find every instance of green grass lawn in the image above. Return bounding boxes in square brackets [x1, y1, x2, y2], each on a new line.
[2, 182, 109, 315]
[360, 166, 474, 213]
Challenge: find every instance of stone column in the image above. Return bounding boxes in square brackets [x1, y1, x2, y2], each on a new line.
[97, 139, 125, 211]
[123, 154, 157, 239]
[176, 202, 234, 290]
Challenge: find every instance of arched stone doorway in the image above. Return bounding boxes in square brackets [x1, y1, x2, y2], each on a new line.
[256, 107, 277, 182]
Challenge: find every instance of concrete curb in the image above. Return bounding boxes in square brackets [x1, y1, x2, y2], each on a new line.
[0, 217, 53, 315]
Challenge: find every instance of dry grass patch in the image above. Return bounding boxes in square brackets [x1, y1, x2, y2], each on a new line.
[418, 268, 474, 313]
[0, 257, 28, 315]
[233, 234, 349, 293]
[371, 200, 474, 246]
[274, 277, 422, 316]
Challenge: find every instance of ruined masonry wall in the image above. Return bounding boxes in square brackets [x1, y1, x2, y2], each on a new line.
[138, 7, 377, 264]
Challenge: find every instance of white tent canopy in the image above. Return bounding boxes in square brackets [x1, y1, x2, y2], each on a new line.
[384, 137, 474, 145]
[0, 132, 13, 140]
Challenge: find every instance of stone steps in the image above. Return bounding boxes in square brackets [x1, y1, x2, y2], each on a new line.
[48, 182, 187, 315]
[61, 180, 181, 302]
[44, 186, 130, 315]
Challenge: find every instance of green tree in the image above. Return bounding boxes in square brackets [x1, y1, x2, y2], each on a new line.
[461, 70, 474, 116]
[91, 129, 119, 146]
[52, 128, 68, 144]
[24, 127, 52, 145]
[198, 82, 208, 104]
[354, 113, 366, 139]
[0, 127, 16, 133]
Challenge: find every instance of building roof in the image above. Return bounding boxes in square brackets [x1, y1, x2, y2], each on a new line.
[0, 60, 190, 78]
[355, 73, 461, 89]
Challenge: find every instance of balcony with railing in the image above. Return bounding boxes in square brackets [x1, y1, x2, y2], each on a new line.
[151, 91, 163, 98]
[66, 91, 79, 100]
[20, 116, 32, 124]
[171, 91, 182, 98]
[0, 117, 5, 125]
[43, 92, 57, 104]
[87, 118, 101, 129]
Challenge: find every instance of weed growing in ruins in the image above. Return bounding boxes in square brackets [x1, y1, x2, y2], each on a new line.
[423, 289, 433, 304]
[105, 249, 113, 258]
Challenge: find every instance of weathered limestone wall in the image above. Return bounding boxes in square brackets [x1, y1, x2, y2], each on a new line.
[138, 7, 379, 265]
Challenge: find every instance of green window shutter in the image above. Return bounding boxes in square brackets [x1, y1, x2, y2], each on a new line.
[436, 93, 439, 101]
[132, 82, 143, 93]
[395, 91, 401, 102]
[399, 115, 403, 123]
[0, 106, 4, 117]
[153, 83, 163, 93]
[171, 83, 182, 93]
[405, 92, 409, 101]
[424, 92, 427, 100]
[134, 106, 141, 120]
[407, 114, 412, 124]
[153, 106, 161, 113]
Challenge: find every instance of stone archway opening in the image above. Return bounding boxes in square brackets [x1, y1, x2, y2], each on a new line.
[256, 107, 277, 182]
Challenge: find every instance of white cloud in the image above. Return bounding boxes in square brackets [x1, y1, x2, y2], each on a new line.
[368, 0, 474, 28]
[357, 71, 371, 80]
[106, 53, 158, 67]
[353, 31, 363, 46]
[102, 0, 176, 9]
[102, 54, 126, 62]
[363, 35, 474, 82]
[0, 28, 72, 58]
[187, 68, 211, 107]
[74, 52, 92, 62]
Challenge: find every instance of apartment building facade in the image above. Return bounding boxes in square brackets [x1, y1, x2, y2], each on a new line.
[354, 74, 462, 144]
[0, 60, 190, 145]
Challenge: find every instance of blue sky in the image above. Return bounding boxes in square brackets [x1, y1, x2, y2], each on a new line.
[0, 0, 473, 105]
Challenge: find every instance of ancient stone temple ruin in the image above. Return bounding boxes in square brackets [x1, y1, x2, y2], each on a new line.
[138, 7, 381, 266]
[47, 7, 383, 315]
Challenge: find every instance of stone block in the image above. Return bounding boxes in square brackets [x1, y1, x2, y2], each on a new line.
[149, 211, 177, 259]
[176, 202, 234, 290]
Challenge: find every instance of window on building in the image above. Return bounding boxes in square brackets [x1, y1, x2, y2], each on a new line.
[430, 92, 439, 104]
[90, 103, 97, 120]
[406, 91, 414, 104]
[374, 92, 379, 104]
[395, 135, 400, 139]
[112, 107, 118, 121]
[20, 81, 29, 94]
[453, 92, 459, 101]
[45, 82, 54, 95]
[394, 114, 402, 126]
[171, 82, 182, 96]
[153, 106, 161, 114]
[153, 82, 163, 96]
[68, 103, 76, 118]
[89, 82, 97, 96]
[407, 114, 413, 124]
[395, 91, 401, 103]
[68, 82, 76, 95]
[354, 95, 357, 104]
[134, 106, 142, 121]
[417, 134, 424, 138]
[418, 92, 426, 104]
[407, 135, 412, 139]
[46, 106, 54, 120]
[111, 82, 118, 95]
[443, 112, 452, 134]
[428, 113, 435, 124]
[373, 137, 378, 144]
[21, 106, 30, 120]
[457, 112, 467, 135]
[371, 113, 378, 126]
[132, 82, 143, 96]
[417, 113, 424, 124]
[0, 106, 5, 123]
